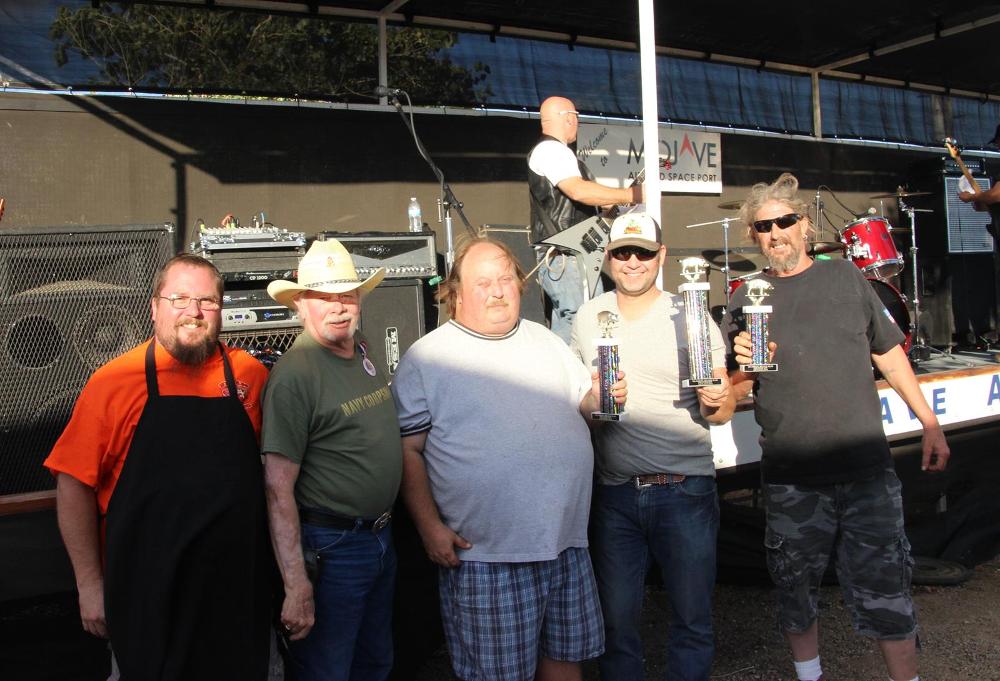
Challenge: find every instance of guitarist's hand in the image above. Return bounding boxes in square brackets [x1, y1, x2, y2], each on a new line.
[628, 183, 644, 205]
[958, 191, 986, 212]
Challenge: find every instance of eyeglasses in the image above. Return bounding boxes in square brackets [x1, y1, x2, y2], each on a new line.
[610, 246, 659, 261]
[157, 294, 222, 311]
[752, 213, 802, 233]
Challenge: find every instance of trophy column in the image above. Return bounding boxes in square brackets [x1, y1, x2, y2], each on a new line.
[741, 279, 778, 373]
[592, 310, 625, 421]
[678, 258, 723, 388]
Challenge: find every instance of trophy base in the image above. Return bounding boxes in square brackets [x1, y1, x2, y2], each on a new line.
[682, 378, 723, 388]
[741, 364, 779, 372]
[591, 411, 625, 422]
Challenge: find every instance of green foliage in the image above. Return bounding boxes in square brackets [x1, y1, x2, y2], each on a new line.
[50, 3, 490, 104]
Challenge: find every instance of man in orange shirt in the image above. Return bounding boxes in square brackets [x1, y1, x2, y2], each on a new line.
[44, 253, 273, 681]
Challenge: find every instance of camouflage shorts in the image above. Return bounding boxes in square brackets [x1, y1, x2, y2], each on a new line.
[762, 467, 916, 640]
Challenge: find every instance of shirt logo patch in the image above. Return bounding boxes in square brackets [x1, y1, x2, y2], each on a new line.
[220, 379, 250, 402]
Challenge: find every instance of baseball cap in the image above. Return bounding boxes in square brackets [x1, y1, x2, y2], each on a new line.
[607, 212, 661, 251]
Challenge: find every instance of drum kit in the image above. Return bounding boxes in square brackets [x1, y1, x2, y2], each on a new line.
[693, 187, 946, 361]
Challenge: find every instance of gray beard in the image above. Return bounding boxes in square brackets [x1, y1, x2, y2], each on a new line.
[767, 249, 802, 274]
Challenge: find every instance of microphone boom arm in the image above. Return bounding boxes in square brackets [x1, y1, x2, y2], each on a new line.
[388, 90, 475, 274]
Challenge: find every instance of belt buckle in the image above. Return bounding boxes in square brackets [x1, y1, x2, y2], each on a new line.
[372, 510, 392, 532]
[633, 476, 652, 490]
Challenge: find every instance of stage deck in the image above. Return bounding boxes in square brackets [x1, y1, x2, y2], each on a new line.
[712, 351, 1000, 472]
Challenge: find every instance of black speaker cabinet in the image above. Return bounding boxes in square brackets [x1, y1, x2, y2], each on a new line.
[479, 225, 547, 326]
[0, 224, 174, 496]
[359, 279, 429, 378]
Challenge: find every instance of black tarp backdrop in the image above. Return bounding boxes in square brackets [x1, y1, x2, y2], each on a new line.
[2, 1, 1000, 146]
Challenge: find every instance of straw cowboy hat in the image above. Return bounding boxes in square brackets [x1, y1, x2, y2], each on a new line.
[267, 239, 385, 309]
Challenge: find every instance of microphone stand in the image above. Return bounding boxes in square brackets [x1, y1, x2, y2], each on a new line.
[388, 91, 475, 275]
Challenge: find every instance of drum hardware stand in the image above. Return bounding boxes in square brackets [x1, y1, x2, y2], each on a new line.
[899, 200, 972, 366]
[813, 190, 836, 242]
[685, 217, 738, 303]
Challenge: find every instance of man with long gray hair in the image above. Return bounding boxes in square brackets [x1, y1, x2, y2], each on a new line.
[725, 173, 949, 681]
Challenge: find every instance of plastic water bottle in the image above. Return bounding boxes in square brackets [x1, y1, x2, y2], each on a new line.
[407, 197, 422, 232]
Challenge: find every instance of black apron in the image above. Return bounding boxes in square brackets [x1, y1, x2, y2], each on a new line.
[104, 340, 271, 681]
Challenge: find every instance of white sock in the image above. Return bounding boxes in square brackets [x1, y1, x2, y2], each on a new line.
[793, 655, 822, 681]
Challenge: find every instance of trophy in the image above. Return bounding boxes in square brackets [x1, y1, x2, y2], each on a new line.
[679, 257, 723, 388]
[592, 310, 625, 421]
[740, 279, 778, 372]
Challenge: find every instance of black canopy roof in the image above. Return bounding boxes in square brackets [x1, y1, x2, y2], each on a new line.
[157, 0, 1000, 98]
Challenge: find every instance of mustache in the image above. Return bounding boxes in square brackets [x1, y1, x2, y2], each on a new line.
[175, 318, 207, 328]
[324, 313, 357, 324]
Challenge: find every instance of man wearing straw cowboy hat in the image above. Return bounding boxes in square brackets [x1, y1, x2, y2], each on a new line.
[262, 239, 403, 681]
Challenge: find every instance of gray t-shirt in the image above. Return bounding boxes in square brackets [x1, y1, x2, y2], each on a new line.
[391, 319, 594, 563]
[571, 291, 724, 483]
[723, 259, 905, 485]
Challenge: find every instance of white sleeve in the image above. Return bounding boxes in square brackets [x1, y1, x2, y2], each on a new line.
[528, 140, 583, 187]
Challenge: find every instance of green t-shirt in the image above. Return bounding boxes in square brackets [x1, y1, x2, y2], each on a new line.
[261, 333, 402, 518]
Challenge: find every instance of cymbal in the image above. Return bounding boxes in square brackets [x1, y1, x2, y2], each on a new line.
[807, 241, 845, 256]
[717, 200, 743, 210]
[700, 249, 759, 273]
[869, 191, 931, 199]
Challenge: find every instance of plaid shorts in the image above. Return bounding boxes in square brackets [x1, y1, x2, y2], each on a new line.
[438, 547, 605, 681]
[763, 467, 917, 639]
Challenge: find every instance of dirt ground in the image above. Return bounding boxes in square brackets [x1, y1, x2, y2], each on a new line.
[4, 558, 996, 681]
[412, 557, 1000, 680]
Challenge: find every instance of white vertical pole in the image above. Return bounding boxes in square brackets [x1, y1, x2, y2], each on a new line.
[377, 16, 388, 105]
[638, 0, 662, 285]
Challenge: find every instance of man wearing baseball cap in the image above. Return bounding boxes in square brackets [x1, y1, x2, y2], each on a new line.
[261, 239, 402, 681]
[571, 213, 734, 681]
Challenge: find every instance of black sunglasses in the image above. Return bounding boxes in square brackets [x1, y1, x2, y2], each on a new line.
[610, 246, 659, 261]
[752, 213, 802, 233]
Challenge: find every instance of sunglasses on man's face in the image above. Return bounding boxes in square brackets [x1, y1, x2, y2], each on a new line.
[610, 246, 659, 261]
[752, 213, 802, 234]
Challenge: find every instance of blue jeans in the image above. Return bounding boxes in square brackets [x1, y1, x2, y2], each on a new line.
[289, 522, 396, 681]
[590, 477, 719, 681]
[537, 252, 602, 344]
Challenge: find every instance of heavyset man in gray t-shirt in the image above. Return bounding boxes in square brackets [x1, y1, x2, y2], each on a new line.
[391, 238, 626, 681]
[571, 213, 735, 681]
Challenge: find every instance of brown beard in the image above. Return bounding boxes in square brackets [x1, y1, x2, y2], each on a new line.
[160, 320, 218, 365]
[169, 336, 217, 365]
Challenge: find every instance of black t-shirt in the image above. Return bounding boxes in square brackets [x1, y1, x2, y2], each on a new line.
[723, 259, 906, 485]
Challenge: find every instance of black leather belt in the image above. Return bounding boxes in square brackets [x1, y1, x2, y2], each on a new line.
[632, 473, 687, 488]
[299, 507, 392, 532]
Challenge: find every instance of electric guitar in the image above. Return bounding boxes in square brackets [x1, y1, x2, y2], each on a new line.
[944, 137, 983, 199]
[945, 137, 998, 238]
[540, 168, 646, 296]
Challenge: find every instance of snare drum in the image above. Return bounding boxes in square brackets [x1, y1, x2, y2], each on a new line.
[868, 278, 912, 352]
[841, 216, 903, 278]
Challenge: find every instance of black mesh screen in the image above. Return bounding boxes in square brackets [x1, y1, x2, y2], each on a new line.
[220, 325, 302, 370]
[0, 225, 174, 496]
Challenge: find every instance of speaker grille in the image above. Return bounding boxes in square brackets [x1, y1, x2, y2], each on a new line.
[219, 325, 303, 370]
[0, 225, 173, 496]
